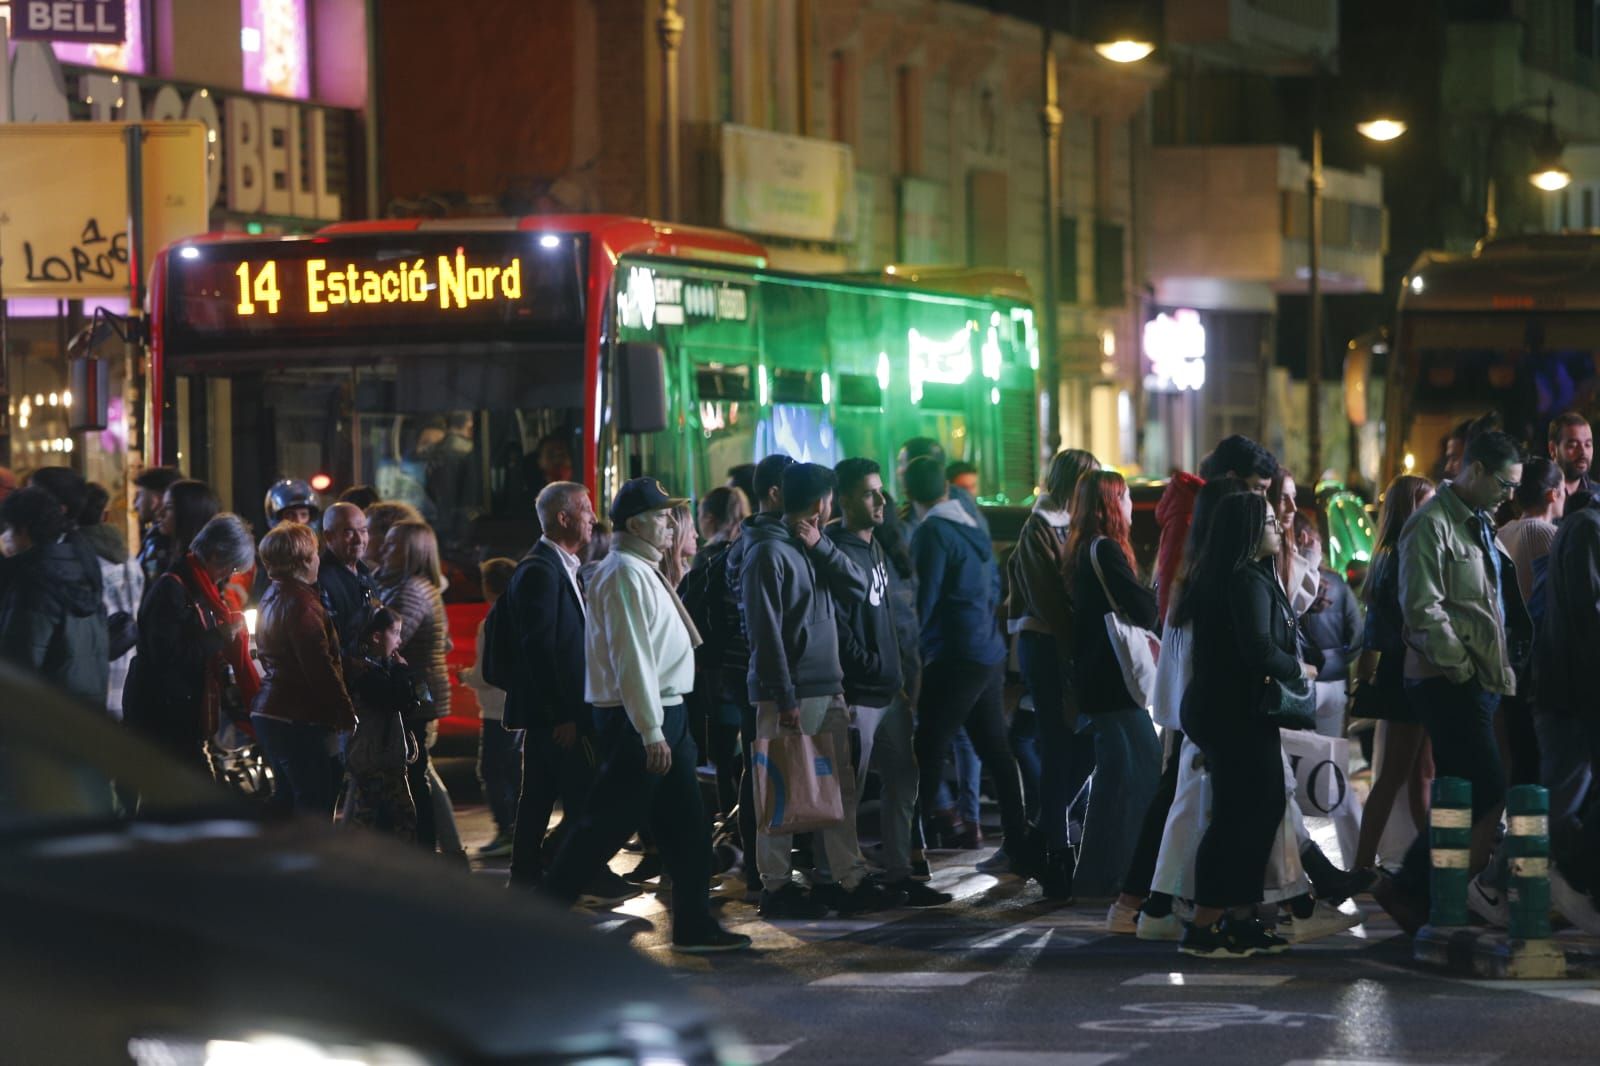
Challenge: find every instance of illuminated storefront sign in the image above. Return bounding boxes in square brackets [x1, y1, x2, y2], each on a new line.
[11, 0, 125, 45]
[1143, 308, 1207, 393]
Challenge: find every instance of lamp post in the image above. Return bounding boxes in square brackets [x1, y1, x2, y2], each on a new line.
[657, 0, 684, 222]
[1483, 93, 1571, 242]
[1304, 90, 1407, 482]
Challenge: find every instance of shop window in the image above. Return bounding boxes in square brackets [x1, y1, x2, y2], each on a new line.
[1058, 216, 1079, 304]
[1095, 220, 1126, 309]
[242, 0, 310, 99]
[50, 0, 147, 72]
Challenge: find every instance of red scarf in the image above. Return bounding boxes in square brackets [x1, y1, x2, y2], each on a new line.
[179, 551, 261, 736]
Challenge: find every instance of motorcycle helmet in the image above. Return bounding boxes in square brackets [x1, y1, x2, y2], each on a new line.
[264, 478, 322, 527]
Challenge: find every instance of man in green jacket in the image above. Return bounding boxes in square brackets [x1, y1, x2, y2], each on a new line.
[1377, 430, 1527, 933]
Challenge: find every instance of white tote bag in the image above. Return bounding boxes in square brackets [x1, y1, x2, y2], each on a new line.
[1088, 537, 1161, 711]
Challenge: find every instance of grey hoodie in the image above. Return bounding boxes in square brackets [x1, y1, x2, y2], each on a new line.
[740, 512, 871, 709]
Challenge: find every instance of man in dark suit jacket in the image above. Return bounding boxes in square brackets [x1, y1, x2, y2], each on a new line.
[505, 481, 612, 892]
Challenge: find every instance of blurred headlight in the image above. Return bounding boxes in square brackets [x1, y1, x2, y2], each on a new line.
[128, 1034, 436, 1066]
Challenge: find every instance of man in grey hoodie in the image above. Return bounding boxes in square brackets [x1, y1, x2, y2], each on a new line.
[742, 462, 904, 918]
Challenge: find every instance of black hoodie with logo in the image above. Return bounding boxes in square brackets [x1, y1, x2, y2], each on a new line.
[824, 524, 903, 708]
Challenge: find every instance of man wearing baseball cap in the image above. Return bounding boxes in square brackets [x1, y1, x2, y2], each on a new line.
[542, 477, 751, 953]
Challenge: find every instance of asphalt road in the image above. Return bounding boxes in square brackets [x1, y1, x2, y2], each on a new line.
[451, 804, 1600, 1066]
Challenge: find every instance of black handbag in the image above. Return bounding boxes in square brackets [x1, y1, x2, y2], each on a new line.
[1260, 674, 1318, 731]
[107, 610, 138, 660]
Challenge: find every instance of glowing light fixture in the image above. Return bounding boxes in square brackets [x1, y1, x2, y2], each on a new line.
[1357, 118, 1407, 142]
[1531, 165, 1572, 192]
[309, 473, 334, 493]
[821, 372, 833, 406]
[1095, 39, 1155, 63]
[180, 246, 201, 260]
[876, 352, 891, 392]
[539, 235, 561, 249]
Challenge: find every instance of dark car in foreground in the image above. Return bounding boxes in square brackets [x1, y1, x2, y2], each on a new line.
[0, 665, 741, 1066]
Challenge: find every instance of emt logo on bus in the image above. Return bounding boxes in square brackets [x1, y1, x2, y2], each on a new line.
[233, 251, 525, 316]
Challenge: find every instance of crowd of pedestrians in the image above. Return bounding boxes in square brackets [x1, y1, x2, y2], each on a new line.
[4, 408, 1599, 959]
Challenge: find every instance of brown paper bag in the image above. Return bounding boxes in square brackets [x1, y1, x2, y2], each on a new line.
[751, 729, 845, 835]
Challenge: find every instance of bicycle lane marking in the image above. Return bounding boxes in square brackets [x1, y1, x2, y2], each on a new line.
[1078, 1001, 1338, 1033]
[1122, 972, 1295, 987]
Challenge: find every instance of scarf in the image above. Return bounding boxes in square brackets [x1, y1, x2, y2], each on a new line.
[179, 551, 261, 737]
[617, 531, 703, 649]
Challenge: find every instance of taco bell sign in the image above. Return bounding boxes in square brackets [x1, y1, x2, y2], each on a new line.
[11, 1, 126, 45]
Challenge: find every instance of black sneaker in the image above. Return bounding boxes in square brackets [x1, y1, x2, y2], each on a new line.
[1038, 847, 1075, 902]
[830, 878, 909, 915]
[578, 869, 643, 908]
[1179, 920, 1249, 959]
[909, 856, 933, 882]
[894, 878, 954, 908]
[671, 927, 753, 954]
[1225, 916, 1289, 956]
[758, 883, 831, 920]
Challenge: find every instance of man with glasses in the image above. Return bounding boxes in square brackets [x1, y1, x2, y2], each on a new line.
[1374, 430, 1533, 933]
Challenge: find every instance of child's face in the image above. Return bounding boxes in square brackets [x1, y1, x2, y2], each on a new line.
[373, 622, 403, 658]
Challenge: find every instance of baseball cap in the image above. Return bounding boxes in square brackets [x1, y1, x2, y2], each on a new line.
[610, 477, 688, 526]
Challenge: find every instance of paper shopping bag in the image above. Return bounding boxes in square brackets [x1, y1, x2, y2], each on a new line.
[751, 730, 845, 835]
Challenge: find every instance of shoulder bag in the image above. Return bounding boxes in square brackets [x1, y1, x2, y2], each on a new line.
[1259, 584, 1317, 731]
[1088, 537, 1161, 711]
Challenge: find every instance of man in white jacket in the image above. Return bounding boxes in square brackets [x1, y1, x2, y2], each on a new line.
[541, 477, 751, 954]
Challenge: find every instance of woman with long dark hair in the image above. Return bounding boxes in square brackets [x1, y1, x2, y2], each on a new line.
[1176, 492, 1311, 957]
[1350, 474, 1436, 873]
[1007, 448, 1099, 897]
[157, 480, 221, 575]
[1066, 470, 1163, 899]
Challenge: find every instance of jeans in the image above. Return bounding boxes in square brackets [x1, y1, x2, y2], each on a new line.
[1534, 707, 1600, 891]
[754, 696, 869, 892]
[251, 714, 336, 819]
[1018, 631, 1094, 849]
[1396, 677, 1505, 900]
[850, 695, 920, 883]
[1192, 718, 1287, 908]
[509, 722, 598, 886]
[1011, 706, 1041, 820]
[477, 719, 525, 836]
[544, 703, 718, 938]
[936, 728, 983, 826]
[916, 659, 1029, 845]
[1073, 706, 1164, 898]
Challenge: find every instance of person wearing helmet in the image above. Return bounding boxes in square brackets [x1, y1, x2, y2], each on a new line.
[264, 478, 322, 529]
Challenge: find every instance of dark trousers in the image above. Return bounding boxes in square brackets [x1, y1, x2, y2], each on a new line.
[1122, 729, 1185, 898]
[1397, 677, 1504, 899]
[478, 719, 525, 836]
[251, 714, 336, 820]
[1193, 718, 1286, 909]
[544, 703, 718, 937]
[1018, 631, 1095, 848]
[707, 700, 744, 821]
[509, 722, 598, 886]
[404, 724, 436, 851]
[915, 658, 1029, 844]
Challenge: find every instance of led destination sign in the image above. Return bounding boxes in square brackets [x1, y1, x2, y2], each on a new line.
[163, 232, 586, 356]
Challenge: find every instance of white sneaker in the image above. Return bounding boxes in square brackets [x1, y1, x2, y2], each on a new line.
[1106, 900, 1140, 934]
[1550, 867, 1600, 935]
[1136, 911, 1184, 941]
[1282, 900, 1362, 943]
[1466, 874, 1510, 928]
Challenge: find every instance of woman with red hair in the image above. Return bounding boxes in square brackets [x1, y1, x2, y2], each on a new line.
[1066, 470, 1164, 899]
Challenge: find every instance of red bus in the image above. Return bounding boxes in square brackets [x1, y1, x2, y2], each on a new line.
[148, 215, 1040, 748]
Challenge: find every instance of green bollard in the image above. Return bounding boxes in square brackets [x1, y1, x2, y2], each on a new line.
[1506, 785, 1552, 941]
[1429, 776, 1472, 927]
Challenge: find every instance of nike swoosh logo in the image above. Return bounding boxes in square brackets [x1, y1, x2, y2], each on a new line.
[1478, 886, 1502, 905]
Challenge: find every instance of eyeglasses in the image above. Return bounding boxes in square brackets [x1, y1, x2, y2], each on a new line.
[1492, 473, 1520, 493]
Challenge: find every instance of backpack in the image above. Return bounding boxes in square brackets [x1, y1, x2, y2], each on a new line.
[480, 573, 526, 691]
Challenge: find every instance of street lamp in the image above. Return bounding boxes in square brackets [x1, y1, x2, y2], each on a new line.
[1037, 6, 1154, 459]
[1303, 96, 1408, 483]
[1484, 93, 1570, 240]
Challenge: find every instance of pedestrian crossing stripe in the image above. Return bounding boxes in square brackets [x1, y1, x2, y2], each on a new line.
[810, 971, 990, 988]
[1123, 972, 1295, 987]
[928, 1053, 1125, 1065]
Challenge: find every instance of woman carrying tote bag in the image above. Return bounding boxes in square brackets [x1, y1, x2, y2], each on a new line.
[1066, 470, 1164, 899]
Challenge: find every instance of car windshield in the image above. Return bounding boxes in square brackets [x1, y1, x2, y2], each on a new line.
[0, 674, 237, 839]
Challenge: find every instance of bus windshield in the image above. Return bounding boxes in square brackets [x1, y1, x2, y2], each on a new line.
[158, 231, 589, 596]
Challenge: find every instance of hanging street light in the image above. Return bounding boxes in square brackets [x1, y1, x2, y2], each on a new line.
[1356, 116, 1407, 142]
[1095, 38, 1155, 64]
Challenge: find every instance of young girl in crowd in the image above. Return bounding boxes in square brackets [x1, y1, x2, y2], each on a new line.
[339, 607, 420, 841]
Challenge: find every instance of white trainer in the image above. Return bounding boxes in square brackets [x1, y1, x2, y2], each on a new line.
[1136, 911, 1184, 941]
[1550, 867, 1600, 935]
[1466, 873, 1511, 928]
[1282, 900, 1362, 943]
[1106, 900, 1140, 934]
